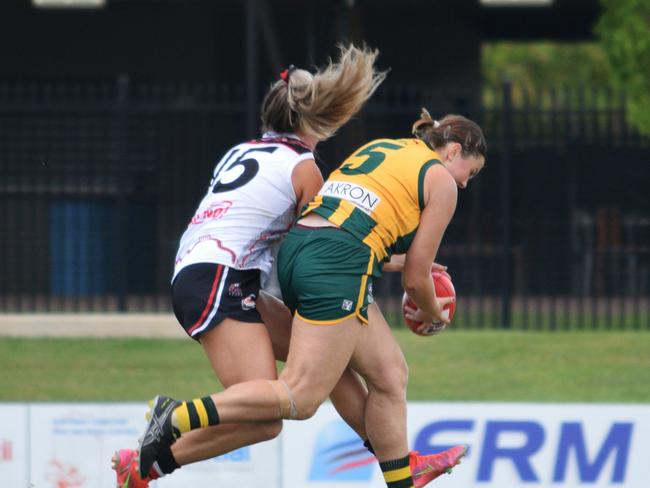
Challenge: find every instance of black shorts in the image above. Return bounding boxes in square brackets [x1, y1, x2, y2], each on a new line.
[171, 263, 263, 340]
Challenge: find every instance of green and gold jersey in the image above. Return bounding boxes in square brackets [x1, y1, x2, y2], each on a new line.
[302, 138, 441, 265]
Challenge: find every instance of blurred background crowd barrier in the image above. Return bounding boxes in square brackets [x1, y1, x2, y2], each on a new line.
[0, 0, 648, 329]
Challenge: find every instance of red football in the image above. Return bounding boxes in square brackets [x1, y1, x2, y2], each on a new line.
[402, 271, 456, 336]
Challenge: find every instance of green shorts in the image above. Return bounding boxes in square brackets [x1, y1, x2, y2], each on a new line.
[277, 225, 380, 325]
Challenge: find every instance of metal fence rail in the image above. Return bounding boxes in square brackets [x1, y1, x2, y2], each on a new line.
[1, 79, 648, 329]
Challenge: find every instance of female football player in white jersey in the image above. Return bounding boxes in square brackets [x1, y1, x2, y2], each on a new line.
[113, 44, 392, 487]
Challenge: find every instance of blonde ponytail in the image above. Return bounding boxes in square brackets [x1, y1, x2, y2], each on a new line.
[261, 44, 386, 141]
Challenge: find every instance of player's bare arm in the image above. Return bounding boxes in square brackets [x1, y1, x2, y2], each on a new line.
[402, 165, 457, 324]
[292, 158, 323, 215]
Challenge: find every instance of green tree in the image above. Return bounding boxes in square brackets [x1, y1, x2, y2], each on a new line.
[481, 42, 612, 107]
[597, 0, 650, 134]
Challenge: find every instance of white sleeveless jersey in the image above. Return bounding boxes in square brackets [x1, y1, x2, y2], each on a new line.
[173, 132, 314, 282]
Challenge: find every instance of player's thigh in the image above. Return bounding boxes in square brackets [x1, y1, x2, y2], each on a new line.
[280, 315, 363, 415]
[257, 290, 292, 363]
[350, 303, 408, 394]
[172, 263, 278, 387]
[200, 318, 277, 387]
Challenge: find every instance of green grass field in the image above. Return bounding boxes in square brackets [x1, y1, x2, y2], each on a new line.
[2, 330, 649, 403]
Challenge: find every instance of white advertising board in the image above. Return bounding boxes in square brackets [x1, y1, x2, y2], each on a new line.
[26, 402, 279, 488]
[0, 404, 28, 488]
[282, 402, 650, 488]
[156, 440, 279, 488]
[3, 401, 648, 487]
[29, 403, 145, 488]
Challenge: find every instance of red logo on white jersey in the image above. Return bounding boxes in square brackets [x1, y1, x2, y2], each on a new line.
[190, 200, 233, 225]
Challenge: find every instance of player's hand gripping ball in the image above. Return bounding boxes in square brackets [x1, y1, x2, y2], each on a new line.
[402, 271, 456, 336]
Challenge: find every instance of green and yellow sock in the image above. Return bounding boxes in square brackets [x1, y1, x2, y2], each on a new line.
[379, 455, 414, 488]
[172, 396, 219, 434]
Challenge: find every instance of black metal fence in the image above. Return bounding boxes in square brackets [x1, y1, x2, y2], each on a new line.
[1, 79, 648, 329]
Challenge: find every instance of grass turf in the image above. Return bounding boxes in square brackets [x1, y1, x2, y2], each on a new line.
[1, 330, 648, 403]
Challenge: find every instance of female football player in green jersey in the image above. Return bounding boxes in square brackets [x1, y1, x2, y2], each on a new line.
[138, 102, 486, 488]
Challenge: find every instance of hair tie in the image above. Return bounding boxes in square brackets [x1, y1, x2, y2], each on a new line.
[280, 65, 297, 84]
[433, 120, 441, 128]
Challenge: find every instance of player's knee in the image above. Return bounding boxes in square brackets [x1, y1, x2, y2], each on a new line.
[267, 377, 323, 421]
[395, 357, 409, 390]
[293, 397, 321, 420]
[287, 380, 327, 420]
[387, 361, 409, 396]
[372, 355, 409, 397]
[277, 369, 330, 420]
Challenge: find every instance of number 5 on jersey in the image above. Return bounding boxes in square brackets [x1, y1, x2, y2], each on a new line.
[211, 146, 277, 193]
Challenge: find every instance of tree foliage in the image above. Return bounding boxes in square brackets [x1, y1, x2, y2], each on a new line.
[597, 0, 650, 134]
[481, 42, 612, 107]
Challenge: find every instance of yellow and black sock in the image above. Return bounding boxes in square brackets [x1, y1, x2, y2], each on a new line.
[173, 396, 219, 434]
[379, 455, 414, 488]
